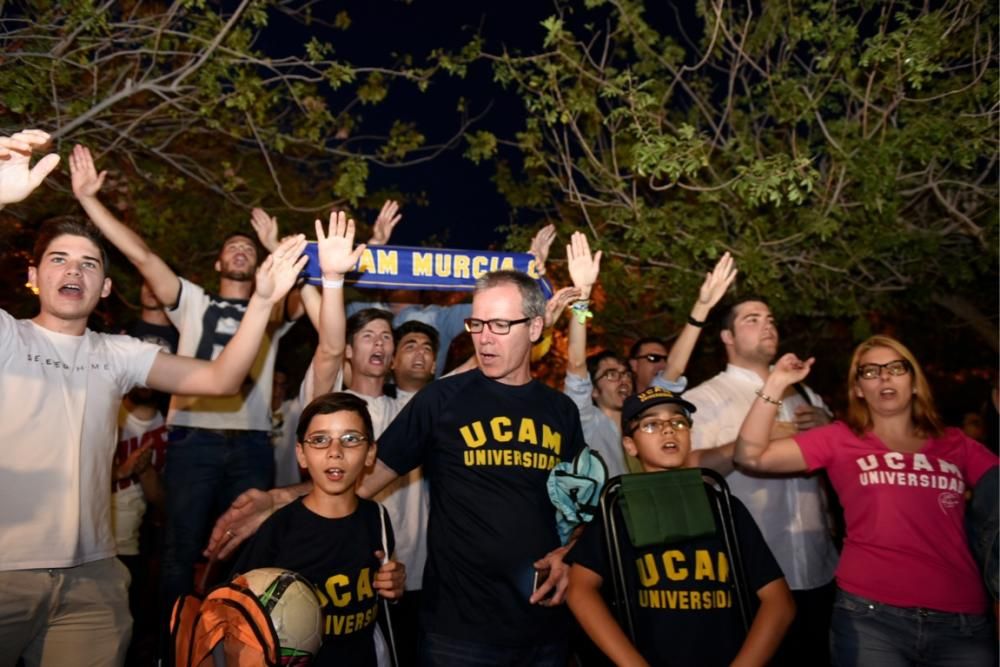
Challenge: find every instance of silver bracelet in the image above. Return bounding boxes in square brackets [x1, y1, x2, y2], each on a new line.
[754, 389, 782, 407]
[321, 277, 344, 289]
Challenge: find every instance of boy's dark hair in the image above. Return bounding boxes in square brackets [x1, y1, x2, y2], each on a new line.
[720, 296, 769, 333]
[394, 320, 440, 356]
[296, 392, 374, 444]
[346, 308, 395, 346]
[628, 336, 669, 360]
[33, 217, 110, 272]
[586, 350, 623, 382]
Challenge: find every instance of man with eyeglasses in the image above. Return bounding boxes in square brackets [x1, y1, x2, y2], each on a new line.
[359, 269, 588, 663]
[564, 232, 737, 477]
[210, 268, 588, 664]
[682, 297, 839, 666]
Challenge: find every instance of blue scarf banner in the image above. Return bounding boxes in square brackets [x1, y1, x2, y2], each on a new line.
[301, 243, 552, 297]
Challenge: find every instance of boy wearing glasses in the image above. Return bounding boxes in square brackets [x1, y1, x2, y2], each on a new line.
[565, 387, 794, 666]
[563, 232, 736, 476]
[233, 392, 405, 666]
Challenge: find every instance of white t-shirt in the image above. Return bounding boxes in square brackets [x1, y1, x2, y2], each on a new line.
[111, 409, 167, 555]
[0, 310, 159, 570]
[166, 277, 291, 431]
[684, 364, 840, 590]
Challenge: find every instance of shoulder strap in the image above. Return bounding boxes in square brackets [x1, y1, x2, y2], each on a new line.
[791, 382, 813, 406]
[377, 502, 390, 564]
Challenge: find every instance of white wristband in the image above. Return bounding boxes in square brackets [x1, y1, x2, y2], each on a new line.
[321, 277, 344, 289]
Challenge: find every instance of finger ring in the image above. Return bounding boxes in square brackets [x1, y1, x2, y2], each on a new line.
[225, 529, 236, 538]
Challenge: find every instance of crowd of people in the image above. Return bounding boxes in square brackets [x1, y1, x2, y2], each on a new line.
[0, 129, 996, 667]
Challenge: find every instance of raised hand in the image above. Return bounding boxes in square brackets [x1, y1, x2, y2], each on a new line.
[566, 231, 601, 296]
[316, 210, 366, 279]
[529, 223, 556, 275]
[769, 353, 814, 388]
[369, 199, 401, 246]
[698, 251, 737, 308]
[544, 286, 584, 330]
[250, 207, 280, 253]
[0, 130, 61, 204]
[68, 144, 107, 200]
[254, 234, 307, 303]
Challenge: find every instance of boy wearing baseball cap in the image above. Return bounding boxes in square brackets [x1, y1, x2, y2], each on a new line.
[565, 387, 795, 666]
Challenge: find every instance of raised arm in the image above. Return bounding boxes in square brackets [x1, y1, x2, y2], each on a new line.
[662, 252, 737, 382]
[529, 223, 556, 277]
[566, 231, 602, 379]
[0, 129, 61, 205]
[307, 211, 365, 401]
[250, 206, 305, 321]
[250, 207, 281, 253]
[733, 353, 812, 473]
[69, 144, 180, 306]
[367, 199, 401, 246]
[146, 235, 307, 396]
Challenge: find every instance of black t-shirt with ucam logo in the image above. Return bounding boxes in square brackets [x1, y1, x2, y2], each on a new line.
[232, 498, 394, 666]
[377, 369, 587, 646]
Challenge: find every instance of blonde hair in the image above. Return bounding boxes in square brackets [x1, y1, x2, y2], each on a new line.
[845, 335, 943, 437]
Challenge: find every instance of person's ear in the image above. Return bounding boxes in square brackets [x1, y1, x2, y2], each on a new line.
[529, 315, 544, 343]
[720, 329, 734, 346]
[214, 258, 222, 273]
[345, 343, 353, 361]
[591, 384, 600, 403]
[27, 266, 38, 294]
[622, 435, 638, 458]
[365, 442, 378, 467]
[628, 358, 638, 373]
[100, 276, 112, 299]
[295, 443, 308, 469]
[854, 382, 864, 399]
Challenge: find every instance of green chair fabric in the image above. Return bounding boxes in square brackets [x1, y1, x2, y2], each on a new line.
[618, 469, 717, 548]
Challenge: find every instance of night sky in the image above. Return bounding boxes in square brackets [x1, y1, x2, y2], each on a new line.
[262, 0, 560, 249]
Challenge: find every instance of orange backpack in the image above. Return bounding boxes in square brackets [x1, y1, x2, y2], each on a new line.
[170, 574, 298, 667]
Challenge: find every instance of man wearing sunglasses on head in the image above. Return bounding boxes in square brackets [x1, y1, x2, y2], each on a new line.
[682, 297, 839, 667]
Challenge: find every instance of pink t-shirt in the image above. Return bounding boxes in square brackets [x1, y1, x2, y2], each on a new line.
[795, 421, 997, 613]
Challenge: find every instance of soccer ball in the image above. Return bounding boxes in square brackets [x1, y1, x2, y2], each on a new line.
[243, 568, 323, 663]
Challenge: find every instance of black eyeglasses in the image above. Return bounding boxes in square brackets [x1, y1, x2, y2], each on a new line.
[856, 359, 911, 380]
[464, 317, 531, 335]
[635, 417, 691, 434]
[633, 353, 667, 363]
[302, 432, 368, 449]
[595, 368, 633, 383]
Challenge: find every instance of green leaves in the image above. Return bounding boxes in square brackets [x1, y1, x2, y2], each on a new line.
[488, 0, 998, 352]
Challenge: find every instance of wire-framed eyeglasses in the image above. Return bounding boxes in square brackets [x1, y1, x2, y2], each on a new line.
[301, 432, 369, 449]
[634, 417, 691, 434]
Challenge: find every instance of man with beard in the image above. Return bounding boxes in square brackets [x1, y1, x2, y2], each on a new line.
[69, 145, 300, 618]
[683, 298, 840, 666]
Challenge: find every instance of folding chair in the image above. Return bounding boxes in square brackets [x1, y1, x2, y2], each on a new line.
[598, 468, 753, 644]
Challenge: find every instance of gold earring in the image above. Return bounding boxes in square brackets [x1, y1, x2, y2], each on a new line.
[25, 281, 39, 295]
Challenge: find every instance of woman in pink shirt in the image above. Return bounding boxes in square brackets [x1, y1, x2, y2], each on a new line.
[733, 335, 996, 667]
